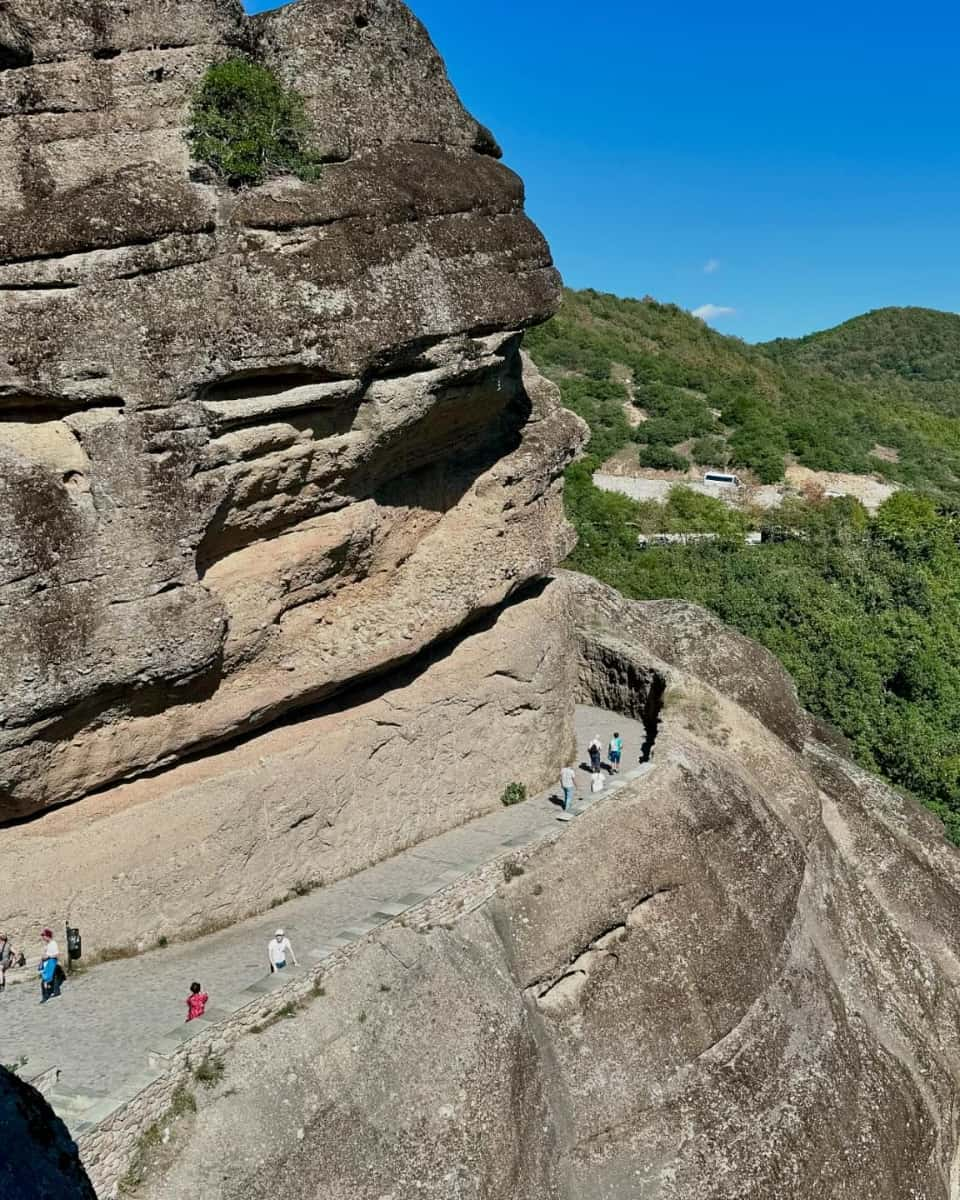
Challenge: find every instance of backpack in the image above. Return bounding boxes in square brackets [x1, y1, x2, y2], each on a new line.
[0, 941, 11, 968]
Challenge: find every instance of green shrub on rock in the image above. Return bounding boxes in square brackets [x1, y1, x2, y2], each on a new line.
[187, 57, 322, 187]
[500, 782, 528, 807]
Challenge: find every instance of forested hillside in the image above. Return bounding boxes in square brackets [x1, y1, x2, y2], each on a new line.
[528, 291, 960, 842]
[526, 290, 960, 496]
[765, 306, 960, 414]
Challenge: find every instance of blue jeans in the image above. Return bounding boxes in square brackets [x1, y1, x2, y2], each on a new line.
[562, 786, 574, 811]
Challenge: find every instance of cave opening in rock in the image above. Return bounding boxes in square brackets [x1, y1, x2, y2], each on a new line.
[579, 643, 666, 765]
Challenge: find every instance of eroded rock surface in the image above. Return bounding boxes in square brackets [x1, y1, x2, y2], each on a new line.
[0, 1067, 97, 1200]
[140, 574, 960, 1200]
[0, 580, 576, 948]
[0, 0, 583, 820]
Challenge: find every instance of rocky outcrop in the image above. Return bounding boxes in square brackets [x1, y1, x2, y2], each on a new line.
[0, 1067, 97, 1200]
[0, 580, 576, 949]
[0, 0, 584, 824]
[139, 572, 960, 1200]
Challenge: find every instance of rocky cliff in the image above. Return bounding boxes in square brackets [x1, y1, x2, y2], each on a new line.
[141, 574, 960, 1200]
[7, 4, 960, 1199]
[0, 0, 582, 816]
[0, 0, 585, 943]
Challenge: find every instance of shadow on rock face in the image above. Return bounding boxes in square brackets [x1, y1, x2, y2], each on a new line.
[0, 1068, 97, 1200]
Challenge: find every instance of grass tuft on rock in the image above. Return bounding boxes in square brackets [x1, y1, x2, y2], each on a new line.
[192, 1051, 225, 1089]
[188, 57, 323, 188]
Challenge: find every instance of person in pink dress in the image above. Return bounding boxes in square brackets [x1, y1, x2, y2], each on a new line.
[185, 981, 208, 1022]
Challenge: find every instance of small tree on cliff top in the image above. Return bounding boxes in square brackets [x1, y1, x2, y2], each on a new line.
[187, 57, 323, 187]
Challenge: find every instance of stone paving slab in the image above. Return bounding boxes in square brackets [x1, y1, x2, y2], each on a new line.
[6, 704, 649, 1130]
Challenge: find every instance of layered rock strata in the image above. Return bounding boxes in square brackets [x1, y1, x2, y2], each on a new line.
[0, 580, 576, 948]
[0, 0, 583, 828]
[141, 572, 960, 1200]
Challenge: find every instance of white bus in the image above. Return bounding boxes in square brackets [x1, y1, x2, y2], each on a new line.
[702, 471, 743, 488]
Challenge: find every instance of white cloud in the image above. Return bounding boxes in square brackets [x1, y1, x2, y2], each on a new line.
[692, 303, 736, 323]
[703, 258, 721, 274]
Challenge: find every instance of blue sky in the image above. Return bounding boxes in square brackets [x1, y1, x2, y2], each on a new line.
[244, 1, 960, 342]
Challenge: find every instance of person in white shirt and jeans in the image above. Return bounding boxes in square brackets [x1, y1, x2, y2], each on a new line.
[560, 765, 577, 813]
[268, 929, 297, 973]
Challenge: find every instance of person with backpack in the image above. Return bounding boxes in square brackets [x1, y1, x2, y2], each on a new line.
[0, 933, 13, 993]
[608, 731, 623, 774]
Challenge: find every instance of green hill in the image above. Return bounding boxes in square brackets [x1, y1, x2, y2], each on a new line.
[526, 290, 960, 497]
[764, 306, 960, 419]
[526, 290, 960, 844]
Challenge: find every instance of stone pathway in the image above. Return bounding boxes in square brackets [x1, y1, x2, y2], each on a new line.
[1, 704, 650, 1135]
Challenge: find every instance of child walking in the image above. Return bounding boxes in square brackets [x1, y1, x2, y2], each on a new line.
[186, 981, 208, 1022]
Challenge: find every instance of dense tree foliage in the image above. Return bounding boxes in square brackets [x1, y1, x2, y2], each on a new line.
[765, 306, 960, 412]
[564, 474, 960, 843]
[528, 291, 960, 844]
[525, 290, 960, 499]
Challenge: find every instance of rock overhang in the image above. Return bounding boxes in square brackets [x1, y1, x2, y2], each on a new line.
[0, 0, 578, 819]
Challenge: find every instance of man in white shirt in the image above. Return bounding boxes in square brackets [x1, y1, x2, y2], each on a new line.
[268, 929, 297, 973]
[560, 765, 577, 813]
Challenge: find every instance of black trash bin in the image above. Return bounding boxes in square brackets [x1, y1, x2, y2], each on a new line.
[66, 926, 82, 964]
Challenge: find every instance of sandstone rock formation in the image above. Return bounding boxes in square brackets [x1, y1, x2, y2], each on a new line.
[0, 0, 586, 943]
[1, 579, 576, 948]
[0, 0, 582, 821]
[9, 4, 960, 1196]
[141, 572, 960, 1200]
[0, 1066, 97, 1200]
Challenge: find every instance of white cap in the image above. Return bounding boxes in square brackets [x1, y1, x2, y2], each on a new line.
[275, 929, 284, 937]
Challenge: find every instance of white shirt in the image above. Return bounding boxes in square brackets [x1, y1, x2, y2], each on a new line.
[268, 936, 292, 966]
[43, 938, 59, 960]
[560, 767, 576, 789]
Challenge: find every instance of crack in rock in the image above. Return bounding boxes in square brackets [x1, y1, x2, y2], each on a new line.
[529, 885, 679, 1014]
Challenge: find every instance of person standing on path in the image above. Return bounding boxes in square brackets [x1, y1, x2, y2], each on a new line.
[0, 933, 12, 993]
[39, 928, 62, 1002]
[560, 765, 577, 813]
[588, 736, 603, 773]
[185, 982, 208, 1022]
[39, 955, 58, 1003]
[608, 731, 623, 774]
[268, 929, 297, 973]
